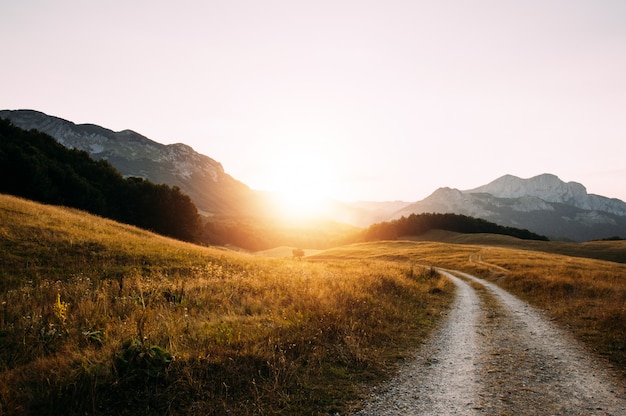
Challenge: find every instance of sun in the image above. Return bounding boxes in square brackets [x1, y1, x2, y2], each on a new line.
[266, 147, 336, 220]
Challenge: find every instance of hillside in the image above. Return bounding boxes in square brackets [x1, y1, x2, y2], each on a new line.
[0, 109, 410, 228]
[2, 194, 625, 414]
[0, 194, 453, 415]
[362, 212, 549, 243]
[0, 118, 363, 250]
[0, 109, 263, 216]
[406, 229, 626, 264]
[0, 117, 201, 242]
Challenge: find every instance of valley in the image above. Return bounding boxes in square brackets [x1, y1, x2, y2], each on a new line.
[1, 194, 625, 415]
[3, 110, 626, 242]
[4, 2, 625, 413]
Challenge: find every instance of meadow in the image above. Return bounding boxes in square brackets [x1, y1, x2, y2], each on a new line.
[314, 238, 626, 376]
[0, 195, 453, 415]
[462, 245, 626, 371]
[1, 194, 624, 415]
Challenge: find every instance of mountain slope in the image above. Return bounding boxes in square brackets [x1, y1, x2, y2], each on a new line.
[0, 118, 201, 241]
[393, 174, 626, 241]
[0, 109, 260, 216]
[467, 173, 626, 215]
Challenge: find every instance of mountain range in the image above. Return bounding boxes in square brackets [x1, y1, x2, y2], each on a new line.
[392, 174, 626, 241]
[0, 109, 261, 216]
[2, 109, 625, 241]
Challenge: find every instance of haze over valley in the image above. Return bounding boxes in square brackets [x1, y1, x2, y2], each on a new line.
[3, 109, 625, 242]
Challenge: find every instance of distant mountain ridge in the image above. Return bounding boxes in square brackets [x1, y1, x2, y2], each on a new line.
[393, 174, 626, 241]
[467, 174, 626, 215]
[0, 109, 409, 223]
[0, 109, 259, 216]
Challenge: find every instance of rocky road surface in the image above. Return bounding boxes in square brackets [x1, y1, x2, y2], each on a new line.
[355, 270, 626, 415]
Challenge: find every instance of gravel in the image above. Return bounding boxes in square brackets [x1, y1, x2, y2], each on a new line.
[354, 269, 626, 415]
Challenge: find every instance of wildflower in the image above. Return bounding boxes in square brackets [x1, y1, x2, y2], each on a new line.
[53, 292, 68, 324]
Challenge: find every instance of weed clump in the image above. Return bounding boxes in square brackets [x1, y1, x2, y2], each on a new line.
[115, 338, 172, 379]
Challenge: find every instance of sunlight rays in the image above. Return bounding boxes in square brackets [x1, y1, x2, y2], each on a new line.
[266, 145, 336, 220]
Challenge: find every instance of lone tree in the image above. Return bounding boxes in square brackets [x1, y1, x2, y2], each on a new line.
[292, 248, 305, 259]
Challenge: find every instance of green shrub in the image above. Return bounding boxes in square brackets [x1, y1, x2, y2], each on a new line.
[115, 338, 172, 379]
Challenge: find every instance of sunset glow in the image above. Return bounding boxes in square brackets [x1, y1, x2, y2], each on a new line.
[2, 1, 626, 202]
[265, 146, 336, 219]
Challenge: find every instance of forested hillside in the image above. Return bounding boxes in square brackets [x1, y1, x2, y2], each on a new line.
[363, 212, 549, 241]
[0, 118, 201, 242]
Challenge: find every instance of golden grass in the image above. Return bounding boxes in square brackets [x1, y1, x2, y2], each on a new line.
[3, 193, 623, 414]
[254, 246, 324, 258]
[315, 239, 626, 381]
[407, 229, 626, 263]
[0, 195, 454, 415]
[463, 246, 626, 375]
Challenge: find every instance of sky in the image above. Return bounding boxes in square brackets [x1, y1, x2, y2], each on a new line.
[2, 0, 625, 203]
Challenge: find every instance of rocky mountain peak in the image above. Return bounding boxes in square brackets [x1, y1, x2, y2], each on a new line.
[390, 173, 626, 241]
[0, 109, 257, 215]
[466, 173, 587, 203]
[464, 173, 626, 216]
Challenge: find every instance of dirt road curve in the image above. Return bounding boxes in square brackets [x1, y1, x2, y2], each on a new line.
[355, 270, 626, 415]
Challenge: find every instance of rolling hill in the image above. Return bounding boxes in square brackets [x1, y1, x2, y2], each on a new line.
[0, 193, 453, 415]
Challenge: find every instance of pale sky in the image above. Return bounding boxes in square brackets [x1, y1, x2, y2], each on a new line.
[2, 0, 625, 202]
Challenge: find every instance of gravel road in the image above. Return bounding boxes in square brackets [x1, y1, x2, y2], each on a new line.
[355, 269, 626, 415]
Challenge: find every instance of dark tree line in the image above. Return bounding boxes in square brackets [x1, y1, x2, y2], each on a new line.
[363, 212, 549, 241]
[0, 118, 201, 242]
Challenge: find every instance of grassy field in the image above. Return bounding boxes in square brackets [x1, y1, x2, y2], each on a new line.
[2, 194, 624, 414]
[0, 195, 454, 415]
[407, 229, 626, 264]
[462, 245, 626, 375]
[314, 238, 626, 381]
